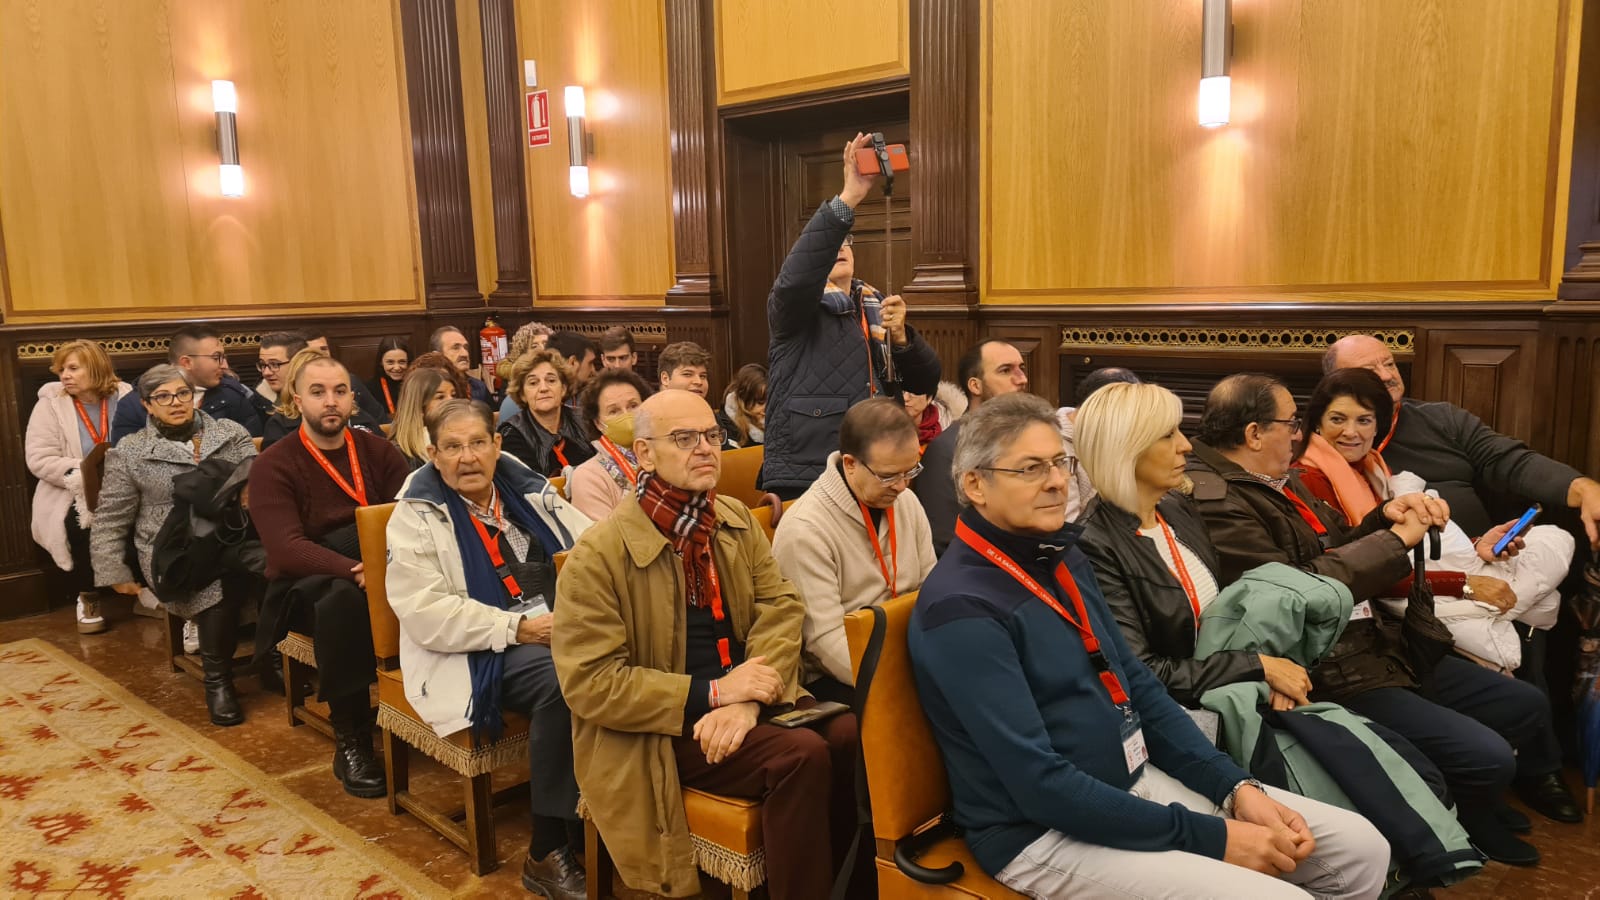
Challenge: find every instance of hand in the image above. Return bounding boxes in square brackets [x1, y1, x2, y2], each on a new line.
[880, 295, 908, 345]
[1568, 477, 1600, 550]
[1268, 689, 1299, 712]
[1385, 492, 1450, 529]
[1465, 575, 1516, 612]
[1231, 785, 1316, 865]
[516, 612, 554, 645]
[839, 132, 878, 208]
[718, 656, 783, 705]
[110, 582, 142, 596]
[1476, 518, 1526, 561]
[1388, 510, 1429, 548]
[350, 562, 366, 589]
[760, 493, 785, 527]
[693, 702, 760, 764]
[1258, 655, 1311, 706]
[1222, 819, 1299, 876]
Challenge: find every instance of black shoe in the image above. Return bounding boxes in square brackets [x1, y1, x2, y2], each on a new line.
[1513, 773, 1584, 824]
[521, 846, 585, 899]
[257, 652, 285, 694]
[196, 605, 243, 727]
[1495, 801, 1532, 834]
[331, 726, 387, 798]
[202, 671, 244, 726]
[1460, 807, 1541, 866]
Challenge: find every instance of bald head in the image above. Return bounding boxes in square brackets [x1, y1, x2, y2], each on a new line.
[1324, 335, 1403, 403]
[634, 389, 721, 492]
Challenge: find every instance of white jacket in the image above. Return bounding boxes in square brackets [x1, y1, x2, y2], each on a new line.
[25, 381, 133, 570]
[386, 454, 592, 737]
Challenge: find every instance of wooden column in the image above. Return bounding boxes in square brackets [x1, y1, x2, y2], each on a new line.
[479, 0, 533, 305]
[399, 0, 484, 309]
[0, 336, 46, 619]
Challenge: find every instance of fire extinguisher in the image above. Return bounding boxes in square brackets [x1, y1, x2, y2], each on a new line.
[479, 317, 507, 394]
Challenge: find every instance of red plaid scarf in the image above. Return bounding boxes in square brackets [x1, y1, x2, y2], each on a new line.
[637, 471, 719, 608]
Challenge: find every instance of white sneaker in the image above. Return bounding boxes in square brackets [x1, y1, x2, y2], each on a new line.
[182, 619, 199, 654]
[76, 594, 107, 635]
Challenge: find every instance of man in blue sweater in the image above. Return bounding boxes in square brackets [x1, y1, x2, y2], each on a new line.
[908, 393, 1388, 898]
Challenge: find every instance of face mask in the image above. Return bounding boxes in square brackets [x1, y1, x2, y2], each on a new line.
[602, 412, 636, 448]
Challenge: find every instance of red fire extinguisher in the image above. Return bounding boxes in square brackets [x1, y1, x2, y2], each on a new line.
[479, 317, 507, 393]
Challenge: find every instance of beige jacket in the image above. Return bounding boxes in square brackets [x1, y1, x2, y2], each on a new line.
[552, 494, 806, 898]
[771, 452, 936, 685]
[25, 381, 133, 569]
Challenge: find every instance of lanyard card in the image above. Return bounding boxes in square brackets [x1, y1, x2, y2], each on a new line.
[509, 594, 549, 618]
[1120, 709, 1149, 775]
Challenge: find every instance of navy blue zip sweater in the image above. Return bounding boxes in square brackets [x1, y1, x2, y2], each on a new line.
[908, 509, 1251, 875]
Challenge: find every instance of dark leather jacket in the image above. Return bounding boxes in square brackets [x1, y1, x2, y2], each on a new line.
[498, 408, 594, 478]
[1078, 493, 1265, 707]
[1186, 439, 1416, 701]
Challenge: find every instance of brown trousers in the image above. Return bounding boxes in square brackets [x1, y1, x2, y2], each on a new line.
[673, 700, 859, 900]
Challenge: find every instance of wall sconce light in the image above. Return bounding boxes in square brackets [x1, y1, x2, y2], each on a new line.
[565, 85, 589, 198]
[212, 80, 243, 197]
[1198, 0, 1232, 127]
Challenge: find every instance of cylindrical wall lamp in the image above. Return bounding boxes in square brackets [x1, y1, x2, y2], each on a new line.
[212, 80, 243, 196]
[1198, 0, 1232, 127]
[565, 85, 589, 198]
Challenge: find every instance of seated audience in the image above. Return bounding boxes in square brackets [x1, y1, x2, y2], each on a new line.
[26, 339, 133, 634]
[1058, 366, 1143, 515]
[908, 392, 1388, 898]
[368, 336, 411, 419]
[566, 369, 651, 522]
[260, 349, 383, 449]
[498, 349, 595, 477]
[497, 322, 555, 420]
[252, 331, 309, 421]
[716, 363, 768, 448]
[902, 381, 966, 450]
[919, 339, 1030, 554]
[113, 326, 262, 443]
[553, 389, 857, 900]
[599, 326, 638, 372]
[430, 325, 492, 404]
[91, 365, 257, 725]
[303, 331, 389, 425]
[386, 399, 592, 899]
[764, 133, 940, 501]
[250, 356, 411, 797]
[771, 398, 936, 705]
[547, 331, 599, 418]
[409, 350, 473, 402]
[1186, 373, 1579, 862]
[390, 367, 458, 470]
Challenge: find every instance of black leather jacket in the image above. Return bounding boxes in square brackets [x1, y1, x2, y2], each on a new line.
[498, 408, 594, 478]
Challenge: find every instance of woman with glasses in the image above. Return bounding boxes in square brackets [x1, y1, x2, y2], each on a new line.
[567, 369, 652, 522]
[498, 349, 595, 478]
[90, 364, 258, 725]
[259, 349, 384, 450]
[368, 336, 411, 419]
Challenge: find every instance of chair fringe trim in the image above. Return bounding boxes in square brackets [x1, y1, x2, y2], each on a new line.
[376, 703, 528, 776]
[690, 836, 766, 892]
[276, 634, 317, 667]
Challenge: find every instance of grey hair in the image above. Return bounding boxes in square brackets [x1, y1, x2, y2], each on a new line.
[137, 364, 191, 400]
[424, 398, 494, 446]
[951, 392, 1061, 506]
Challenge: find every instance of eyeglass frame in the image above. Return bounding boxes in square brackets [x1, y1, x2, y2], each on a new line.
[979, 455, 1078, 483]
[639, 427, 727, 451]
[432, 436, 496, 460]
[185, 351, 227, 365]
[256, 358, 287, 372]
[855, 457, 923, 487]
[147, 388, 197, 407]
[1261, 416, 1304, 432]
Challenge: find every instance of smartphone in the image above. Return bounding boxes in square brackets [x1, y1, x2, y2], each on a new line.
[854, 144, 910, 176]
[766, 700, 851, 729]
[1492, 504, 1541, 556]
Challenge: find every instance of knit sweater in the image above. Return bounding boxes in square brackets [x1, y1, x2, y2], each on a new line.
[770, 452, 936, 685]
[249, 426, 410, 580]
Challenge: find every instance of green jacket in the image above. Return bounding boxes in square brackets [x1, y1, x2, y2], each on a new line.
[1193, 562, 1350, 665]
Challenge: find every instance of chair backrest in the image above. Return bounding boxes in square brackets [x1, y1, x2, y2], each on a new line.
[845, 592, 951, 845]
[750, 504, 775, 541]
[379, 422, 395, 437]
[252, 437, 264, 451]
[717, 445, 765, 507]
[548, 475, 566, 499]
[355, 502, 401, 667]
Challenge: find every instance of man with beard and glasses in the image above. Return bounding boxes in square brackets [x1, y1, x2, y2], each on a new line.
[249, 355, 411, 798]
[112, 325, 262, 443]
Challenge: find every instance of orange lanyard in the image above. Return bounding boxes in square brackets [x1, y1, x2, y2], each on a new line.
[857, 301, 878, 397]
[380, 379, 396, 416]
[1153, 513, 1201, 629]
[73, 397, 108, 445]
[954, 519, 1128, 705]
[468, 490, 523, 602]
[1377, 404, 1400, 453]
[299, 428, 368, 506]
[598, 436, 638, 486]
[857, 500, 898, 596]
[552, 438, 570, 468]
[704, 554, 732, 669]
[1283, 489, 1328, 536]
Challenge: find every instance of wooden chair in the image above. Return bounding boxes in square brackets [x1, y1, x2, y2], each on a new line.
[845, 594, 1025, 899]
[379, 422, 394, 437]
[278, 629, 333, 739]
[252, 437, 263, 451]
[356, 502, 531, 875]
[717, 445, 765, 508]
[548, 474, 566, 499]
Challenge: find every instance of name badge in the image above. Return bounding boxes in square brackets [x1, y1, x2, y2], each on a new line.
[509, 594, 550, 618]
[1349, 600, 1373, 622]
[1120, 711, 1149, 775]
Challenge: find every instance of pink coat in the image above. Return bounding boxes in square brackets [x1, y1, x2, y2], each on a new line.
[25, 381, 132, 570]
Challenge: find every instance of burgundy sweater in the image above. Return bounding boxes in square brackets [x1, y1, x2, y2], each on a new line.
[249, 426, 410, 581]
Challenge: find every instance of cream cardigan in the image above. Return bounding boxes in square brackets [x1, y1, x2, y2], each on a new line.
[25, 381, 133, 570]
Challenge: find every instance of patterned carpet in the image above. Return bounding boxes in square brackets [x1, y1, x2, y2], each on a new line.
[0, 638, 444, 899]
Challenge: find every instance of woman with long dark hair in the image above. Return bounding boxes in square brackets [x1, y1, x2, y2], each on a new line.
[368, 336, 410, 419]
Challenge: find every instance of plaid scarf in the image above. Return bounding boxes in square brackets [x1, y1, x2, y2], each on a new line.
[636, 471, 719, 608]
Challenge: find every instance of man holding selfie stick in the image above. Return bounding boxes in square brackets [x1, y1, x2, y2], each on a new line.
[761, 132, 941, 502]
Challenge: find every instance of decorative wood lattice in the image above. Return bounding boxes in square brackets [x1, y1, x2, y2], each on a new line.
[17, 333, 264, 361]
[1060, 326, 1413, 355]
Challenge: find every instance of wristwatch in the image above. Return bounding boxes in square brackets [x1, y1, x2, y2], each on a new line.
[1223, 778, 1266, 816]
[1461, 582, 1476, 600]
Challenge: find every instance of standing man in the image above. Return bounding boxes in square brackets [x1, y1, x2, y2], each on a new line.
[430, 325, 493, 404]
[763, 132, 941, 501]
[112, 326, 263, 443]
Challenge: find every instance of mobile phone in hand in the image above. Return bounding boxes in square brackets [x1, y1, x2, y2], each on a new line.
[1492, 504, 1541, 556]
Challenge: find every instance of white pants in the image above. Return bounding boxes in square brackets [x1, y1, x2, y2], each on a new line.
[995, 765, 1389, 900]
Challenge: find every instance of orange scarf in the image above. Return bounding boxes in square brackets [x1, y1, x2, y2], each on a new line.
[1297, 433, 1391, 526]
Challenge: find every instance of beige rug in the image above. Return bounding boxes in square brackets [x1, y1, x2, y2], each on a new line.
[0, 638, 445, 899]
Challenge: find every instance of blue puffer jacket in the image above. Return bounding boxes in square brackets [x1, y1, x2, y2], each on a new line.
[762, 199, 940, 492]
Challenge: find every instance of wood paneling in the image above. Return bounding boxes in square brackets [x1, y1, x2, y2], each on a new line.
[456, 0, 499, 297]
[0, 0, 424, 320]
[1421, 328, 1541, 447]
[480, 0, 533, 303]
[905, 0, 980, 310]
[715, 0, 909, 106]
[517, 0, 675, 302]
[982, 0, 1579, 304]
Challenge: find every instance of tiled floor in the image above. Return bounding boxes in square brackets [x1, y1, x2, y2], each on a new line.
[3, 599, 1598, 898]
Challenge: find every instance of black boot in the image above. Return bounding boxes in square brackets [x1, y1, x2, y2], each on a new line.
[257, 647, 285, 694]
[330, 696, 386, 799]
[195, 603, 243, 727]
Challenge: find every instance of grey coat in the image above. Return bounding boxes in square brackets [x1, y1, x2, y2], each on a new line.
[90, 412, 257, 617]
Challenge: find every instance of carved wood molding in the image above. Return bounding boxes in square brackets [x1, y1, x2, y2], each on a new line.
[479, 0, 533, 303]
[398, 0, 484, 310]
[904, 0, 979, 308]
[1059, 326, 1416, 356]
[664, 0, 722, 306]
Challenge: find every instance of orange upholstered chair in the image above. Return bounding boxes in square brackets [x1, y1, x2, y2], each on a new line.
[716, 445, 765, 508]
[845, 594, 1025, 899]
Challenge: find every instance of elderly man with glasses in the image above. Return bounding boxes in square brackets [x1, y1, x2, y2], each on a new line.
[771, 397, 936, 705]
[553, 388, 859, 900]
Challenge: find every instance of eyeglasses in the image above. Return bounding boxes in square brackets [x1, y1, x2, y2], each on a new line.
[434, 437, 494, 460]
[1263, 416, 1304, 432]
[148, 388, 196, 407]
[641, 427, 726, 451]
[859, 459, 923, 487]
[256, 359, 286, 372]
[187, 352, 226, 365]
[981, 455, 1077, 483]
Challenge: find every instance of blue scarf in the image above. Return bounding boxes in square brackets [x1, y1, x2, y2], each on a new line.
[437, 467, 564, 740]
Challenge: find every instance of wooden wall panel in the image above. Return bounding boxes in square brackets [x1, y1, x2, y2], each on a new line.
[981, 0, 1578, 304]
[1421, 328, 1541, 447]
[457, 0, 500, 297]
[715, 0, 910, 106]
[517, 0, 675, 303]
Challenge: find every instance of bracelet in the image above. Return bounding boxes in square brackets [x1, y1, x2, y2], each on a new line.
[1223, 778, 1265, 817]
[709, 679, 721, 709]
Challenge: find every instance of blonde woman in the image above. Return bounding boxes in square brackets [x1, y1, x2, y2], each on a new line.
[390, 367, 457, 470]
[260, 348, 382, 449]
